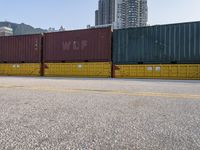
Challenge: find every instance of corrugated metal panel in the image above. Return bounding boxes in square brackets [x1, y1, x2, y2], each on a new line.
[113, 21, 200, 64]
[44, 62, 111, 77]
[0, 34, 42, 63]
[43, 27, 112, 62]
[0, 45, 2, 63]
[114, 64, 200, 80]
[0, 63, 41, 76]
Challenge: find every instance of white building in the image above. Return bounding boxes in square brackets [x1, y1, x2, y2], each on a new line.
[114, 0, 148, 29]
[95, 0, 148, 29]
[138, 0, 148, 27]
[0, 27, 13, 36]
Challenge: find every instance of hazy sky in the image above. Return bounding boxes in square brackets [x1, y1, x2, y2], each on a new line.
[0, 0, 200, 29]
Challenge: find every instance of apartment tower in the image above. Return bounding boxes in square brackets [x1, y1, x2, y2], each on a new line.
[95, 0, 115, 26]
[95, 0, 148, 29]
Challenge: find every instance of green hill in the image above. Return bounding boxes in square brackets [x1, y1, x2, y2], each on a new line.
[0, 21, 47, 35]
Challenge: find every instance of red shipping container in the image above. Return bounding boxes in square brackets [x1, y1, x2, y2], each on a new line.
[43, 27, 112, 62]
[0, 34, 42, 63]
[0, 43, 2, 62]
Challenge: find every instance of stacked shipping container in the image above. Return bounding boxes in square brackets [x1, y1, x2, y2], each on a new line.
[43, 27, 112, 77]
[0, 34, 42, 76]
[0, 21, 199, 79]
[113, 21, 200, 79]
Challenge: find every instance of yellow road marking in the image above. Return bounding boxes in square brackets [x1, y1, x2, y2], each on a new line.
[0, 84, 200, 100]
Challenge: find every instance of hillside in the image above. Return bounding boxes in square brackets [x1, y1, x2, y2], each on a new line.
[0, 21, 47, 35]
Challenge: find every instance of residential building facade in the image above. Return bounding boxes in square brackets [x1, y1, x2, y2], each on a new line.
[95, 0, 148, 29]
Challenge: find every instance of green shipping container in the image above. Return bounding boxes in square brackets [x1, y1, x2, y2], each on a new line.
[113, 21, 200, 64]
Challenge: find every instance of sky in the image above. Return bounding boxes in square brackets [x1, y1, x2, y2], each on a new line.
[0, 0, 200, 30]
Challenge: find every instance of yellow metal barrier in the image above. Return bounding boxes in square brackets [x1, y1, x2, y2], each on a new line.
[44, 62, 112, 78]
[114, 64, 200, 80]
[0, 63, 41, 76]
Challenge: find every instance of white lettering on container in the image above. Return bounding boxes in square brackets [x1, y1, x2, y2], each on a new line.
[62, 40, 88, 51]
[81, 40, 88, 50]
[62, 41, 71, 50]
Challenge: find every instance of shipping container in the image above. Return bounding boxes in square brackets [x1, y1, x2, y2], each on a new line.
[0, 63, 41, 76]
[0, 34, 42, 63]
[114, 64, 200, 80]
[0, 46, 2, 63]
[44, 62, 112, 77]
[43, 27, 111, 62]
[113, 21, 200, 64]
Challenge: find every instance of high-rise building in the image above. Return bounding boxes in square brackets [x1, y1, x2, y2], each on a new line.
[95, 0, 115, 26]
[138, 0, 148, 27]
[95, 10, 99, 25]
[115, 0, 148, 28]
[114, 0, 127, 29]
[0, 27, 13, 36]
[95, 0, 148, 29]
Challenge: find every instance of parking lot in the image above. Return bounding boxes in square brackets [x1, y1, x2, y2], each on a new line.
[0, 77, 200, 149]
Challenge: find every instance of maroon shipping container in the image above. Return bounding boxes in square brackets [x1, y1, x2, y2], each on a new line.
[0, 34, 42, 63]
[43, 27, 112, 62]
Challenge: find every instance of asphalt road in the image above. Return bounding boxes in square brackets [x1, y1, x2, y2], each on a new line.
[0, 77, 200, 150]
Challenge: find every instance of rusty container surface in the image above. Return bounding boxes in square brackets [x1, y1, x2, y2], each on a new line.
[43, 27, 112, 62]
[0, 34, 42, 63]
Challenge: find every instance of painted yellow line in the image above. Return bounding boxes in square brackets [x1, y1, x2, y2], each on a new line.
[0, 84, 200, 100]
